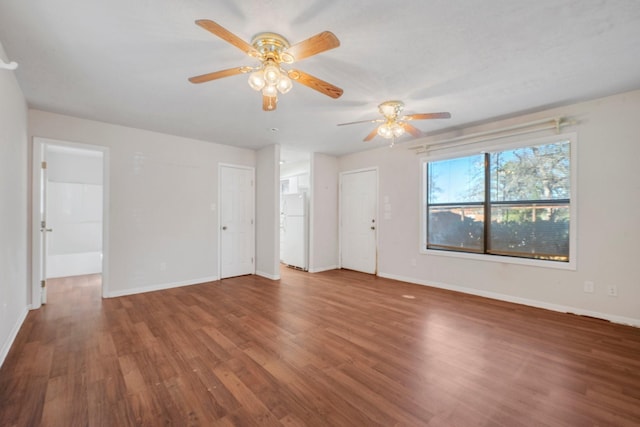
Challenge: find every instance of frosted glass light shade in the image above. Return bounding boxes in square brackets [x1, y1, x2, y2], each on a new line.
[262, 84, 278, 97]
[263, 65, 280, 85]
[377, 124, 392, 138]
[377, 122, 405, 139]
[248, 71, 266, 91]
[276, 75, 293, 94]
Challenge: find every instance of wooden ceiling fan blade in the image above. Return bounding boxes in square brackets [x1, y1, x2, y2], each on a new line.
[195, 20, 259, 57]
[364, 127, 379, 142]
[401, 122, 423, 138]
[188, 66, 250, 84]
[404, 112, 451, 121]
[285, 31, 340, 62]
[263, 95, 277, 111]
[337, 118, 383, 126]
[287, 69, 343, 99]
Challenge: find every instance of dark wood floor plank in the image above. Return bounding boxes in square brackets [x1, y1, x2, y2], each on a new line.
[212, 363, 283, 427]
[1, 269, 640, 426]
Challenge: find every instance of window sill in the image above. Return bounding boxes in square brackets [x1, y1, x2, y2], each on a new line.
[421, 248, 576, 271]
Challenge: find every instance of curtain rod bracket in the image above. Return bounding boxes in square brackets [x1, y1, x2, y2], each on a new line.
[0, 59, 18, 70]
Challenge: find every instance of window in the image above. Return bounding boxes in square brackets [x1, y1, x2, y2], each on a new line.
[424, 138, 572, 263]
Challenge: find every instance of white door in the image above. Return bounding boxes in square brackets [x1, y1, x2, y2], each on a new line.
[340, 169, 377, 274]
[220, 165, 255, 279]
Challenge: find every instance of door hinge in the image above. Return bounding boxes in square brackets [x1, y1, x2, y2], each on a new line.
[41, 220, 46, 228]
[251, 257, 254, 264]
[41, 280, 46, 288]
[41, 161, 47, 169]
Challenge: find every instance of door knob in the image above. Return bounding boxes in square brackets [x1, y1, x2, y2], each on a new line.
[370, 226, 376, 230]
[222, 226, 227, 230]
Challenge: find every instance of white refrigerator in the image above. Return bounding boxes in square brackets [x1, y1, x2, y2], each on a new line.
[281, 192, 308, 270]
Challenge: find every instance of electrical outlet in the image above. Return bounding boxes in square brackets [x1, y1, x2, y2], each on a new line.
[607, 285, 618, 297]
[583, 281, 594, 293]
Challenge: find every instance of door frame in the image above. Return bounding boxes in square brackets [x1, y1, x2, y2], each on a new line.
[338, 167, 379, 273]
[31, 137, 110, 308]
[218, 163, 255, 279]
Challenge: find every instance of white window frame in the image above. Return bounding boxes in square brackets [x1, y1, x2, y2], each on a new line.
[419, 132, 577, 270]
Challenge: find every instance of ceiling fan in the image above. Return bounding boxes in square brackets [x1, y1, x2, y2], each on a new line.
[188, 20, 343, 111]
[338, 100, 451, 145]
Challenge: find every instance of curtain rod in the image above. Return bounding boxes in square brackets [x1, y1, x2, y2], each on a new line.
[409, 117, 573, 154]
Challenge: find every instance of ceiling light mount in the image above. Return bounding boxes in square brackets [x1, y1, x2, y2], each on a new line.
[378, 100, 404, 119]
[251, 32, 293, 63]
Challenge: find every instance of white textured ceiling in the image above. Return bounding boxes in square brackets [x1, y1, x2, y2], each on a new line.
[1, 0, 640, 158]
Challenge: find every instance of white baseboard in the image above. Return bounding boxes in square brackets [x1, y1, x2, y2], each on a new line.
[378, 271, 640, 328]
[256, 271, 280, 280]
[308, 265, 339, 273]
[105, 275, 219, 298]
[0, 306, 29, 368]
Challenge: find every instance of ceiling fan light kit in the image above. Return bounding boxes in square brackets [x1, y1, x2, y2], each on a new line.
[246, 33, 294, 106]
[377, 122, 405, 139]
[189, 20, 343, 111]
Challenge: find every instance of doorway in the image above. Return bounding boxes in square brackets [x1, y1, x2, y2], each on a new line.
[340, 168, 378, 274]
[279, 151, 310, 270]
[219, 164, 255, 279]
[32, 138, 109, 308]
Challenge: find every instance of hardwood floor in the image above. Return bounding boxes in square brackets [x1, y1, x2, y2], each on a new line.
[1, 268, 639, 426]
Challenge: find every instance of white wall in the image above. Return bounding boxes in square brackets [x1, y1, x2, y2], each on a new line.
[255, 144, 280, 280]
[46, 147, 103, 278]
[29, 110, 255, 299]
[339, 90, 640, 326]
[0, 42, 29, 366]
[309, 153, 339, 273]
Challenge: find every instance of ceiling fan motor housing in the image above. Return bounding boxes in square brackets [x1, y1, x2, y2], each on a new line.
[378, 100, 404, 119]
[251, 33, 294, 63]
